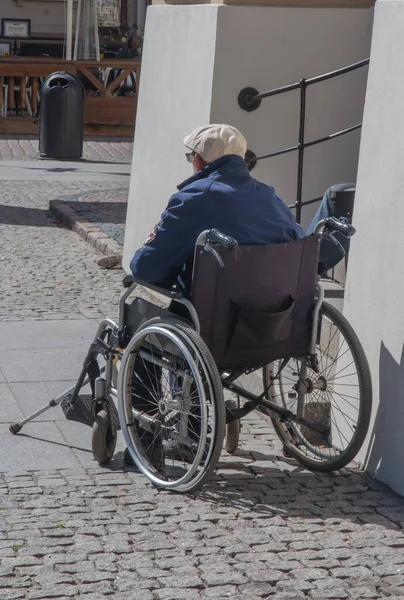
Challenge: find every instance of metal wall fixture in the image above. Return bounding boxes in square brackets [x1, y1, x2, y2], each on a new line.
[239, 58, 369, 223]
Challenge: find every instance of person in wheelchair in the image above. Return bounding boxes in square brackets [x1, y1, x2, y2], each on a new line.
[130, 124, 305, 297]
[126, 124, 305, 466]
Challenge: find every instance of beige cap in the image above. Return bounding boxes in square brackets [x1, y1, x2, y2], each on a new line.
[184, 124, 247, 164]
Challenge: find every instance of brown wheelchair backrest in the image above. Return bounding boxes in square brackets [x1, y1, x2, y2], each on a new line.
[190, 235, 320, 371]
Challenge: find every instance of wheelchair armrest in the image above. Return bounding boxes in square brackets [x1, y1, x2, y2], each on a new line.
[122, 275, 183, 300]
[122, 274, 136, 288]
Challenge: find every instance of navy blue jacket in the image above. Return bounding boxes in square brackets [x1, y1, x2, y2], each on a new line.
[130, 155, 305, 295]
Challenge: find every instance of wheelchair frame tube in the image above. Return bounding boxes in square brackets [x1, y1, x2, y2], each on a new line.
[221, 379, 328, 434]
[68, 319, 117, 405]
[314, 219, 326, 236]
[310, 282, 324, 356]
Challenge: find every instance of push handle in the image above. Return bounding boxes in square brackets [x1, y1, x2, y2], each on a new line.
[314, 217, 356, 238]
[325, 216, 356, 238]
[207, 229, 238, 250]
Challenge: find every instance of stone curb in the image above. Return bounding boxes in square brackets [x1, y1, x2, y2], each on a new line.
[49, 198, 123, 264]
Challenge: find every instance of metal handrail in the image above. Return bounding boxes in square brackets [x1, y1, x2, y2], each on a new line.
[238, 58, 369, 222]
[255, 58, 369, 101]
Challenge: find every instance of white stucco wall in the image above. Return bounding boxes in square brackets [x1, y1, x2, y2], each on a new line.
[343, 0, 404, 496]
[123, 5, 218, 270]
[1, 0, 71, 37]
[211, 6, 373, 229]
[123, 4, 373, 270]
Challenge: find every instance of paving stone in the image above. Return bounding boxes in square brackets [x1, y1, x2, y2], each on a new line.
[275, 578, 313, 594]
[239, 582, 274, 596]
[2, 557, 43, 568]
[290, 567, 328, 580]
[57, 561, 97, 574]
[381, 574, 404, 588]
[330, 565, 373, 580]
[157, 575, 205, 589]
[27, 586, 79, 599]
[248, 569, 284, 584]
[270, 593, 306, 600]
[348, 586, 379, 599]
[78, 582, 114, 595]
[203, 585, 238, 597]
[18, 545, 64, 557]
[0, 576, 32, 589]
[373, 562, 404, 577]
[34, 572, 77, 586]
[202, 570, 248, 586]
[309, 590, 349, 600]
[193, 546, 222, 557]
[115, 574, 160, 591]
[43, 552, 88, 565]
[288, 541, 325, 551]
[156, 556, 198, 569]
[77, 571, 116, 583]
[0, 592, 26, 600]
[119, 554, 154, 570]
[154, 589, 201, 600]
[113, 593, 154, 600]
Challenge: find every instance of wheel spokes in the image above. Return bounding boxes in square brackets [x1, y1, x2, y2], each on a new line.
[270, 311, 361, 462]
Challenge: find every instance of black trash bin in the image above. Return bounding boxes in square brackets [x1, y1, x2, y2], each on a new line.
[39, 72, 85, 160]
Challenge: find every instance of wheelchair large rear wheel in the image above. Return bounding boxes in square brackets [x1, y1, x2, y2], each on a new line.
[118, 319, 225, 493]
[263, 302, 372, 472]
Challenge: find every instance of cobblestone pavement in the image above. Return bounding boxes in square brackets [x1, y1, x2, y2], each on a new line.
[51, 188, 128, 249]
[2, 168, 404, 599]
[0, 136, 133, 163]
[1, 454, 404, 600]
[0, 181, 126, 321]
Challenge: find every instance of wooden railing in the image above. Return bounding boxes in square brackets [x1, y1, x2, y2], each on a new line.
[0, 57, 141, 136]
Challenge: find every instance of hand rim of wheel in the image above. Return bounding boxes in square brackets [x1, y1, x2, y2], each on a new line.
[117, 324, 209, 488]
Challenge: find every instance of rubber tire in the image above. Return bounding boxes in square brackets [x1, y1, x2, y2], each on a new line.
[224, 399, 240, 454]
[122, 317, 225, 493]
[9, 423, 22, 434]
[263, 301, 372, 472]
[91, 409, 117, 465]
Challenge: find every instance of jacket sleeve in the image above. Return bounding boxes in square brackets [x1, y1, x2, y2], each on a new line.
[130, 193, 196, 288]
[275, 192, 306, 240]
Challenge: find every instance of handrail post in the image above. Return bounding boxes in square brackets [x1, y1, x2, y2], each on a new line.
[296, 78, 307, 224]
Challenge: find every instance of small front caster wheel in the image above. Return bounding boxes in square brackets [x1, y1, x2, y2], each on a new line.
[224, 400, 240, 454]
[91, 409, 117, 465]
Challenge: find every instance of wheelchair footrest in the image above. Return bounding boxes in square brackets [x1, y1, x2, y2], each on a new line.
[61, 394, 93, 427]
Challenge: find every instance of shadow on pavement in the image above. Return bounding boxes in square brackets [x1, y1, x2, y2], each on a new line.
[0, 205, 56, 227]
[14, 431, 92, 454]
[3, 164, 128, 177]
[196, 463, 404, 530]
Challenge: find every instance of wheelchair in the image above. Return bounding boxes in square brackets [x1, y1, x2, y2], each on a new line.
[9, 217, 372, 494]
